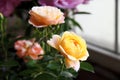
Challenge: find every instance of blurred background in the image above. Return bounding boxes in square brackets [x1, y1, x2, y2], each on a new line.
[75, 0, 120, 80]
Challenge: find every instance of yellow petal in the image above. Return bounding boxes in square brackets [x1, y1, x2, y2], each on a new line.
[79, 51, 89, 61]
[59, 45, 77, 60]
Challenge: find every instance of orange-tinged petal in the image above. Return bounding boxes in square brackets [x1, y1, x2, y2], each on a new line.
[27, 43, 44, 60]
[29, 11, 50, 27]
[16, 50, 26, 58]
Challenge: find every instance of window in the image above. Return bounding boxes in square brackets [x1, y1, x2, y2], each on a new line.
[75, 0, 120, 55]
[118, 0, 120, 53]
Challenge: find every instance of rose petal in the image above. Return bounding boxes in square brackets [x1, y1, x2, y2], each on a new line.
[65, 58, 80, 72]
[47, 35, 61, 49]
[79, 51, 89, 61]
[59, 45, 77, 60]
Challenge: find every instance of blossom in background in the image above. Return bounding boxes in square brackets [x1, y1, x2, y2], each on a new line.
[47, 31, 89, 71]
[38, 0, 90, 9]
[14, 39, 44, 61]
[28, 6, 64, 27]
[0, 0, 31, 17]
[82, 0, 91, 4]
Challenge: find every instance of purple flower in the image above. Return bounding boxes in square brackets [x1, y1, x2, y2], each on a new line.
[38, 0, 90, 9]
[38, 0, 56, 6]
[82, 0, 91, 4]
[0, 0, 31, 17]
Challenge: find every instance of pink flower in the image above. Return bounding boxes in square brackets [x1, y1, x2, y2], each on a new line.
[14, 39, 44, 60]
[0, 0, 31, 17]
[38, 0, 90, 9]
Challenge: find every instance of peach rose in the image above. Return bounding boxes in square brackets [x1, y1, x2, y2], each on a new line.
[14, 39, 44, 60]
[28, 6, 65, 27]
[47, 31, 89, 71]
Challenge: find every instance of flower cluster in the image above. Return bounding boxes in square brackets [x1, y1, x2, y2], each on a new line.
[14, 39, 44, 61]
[0, 0, 93, 80]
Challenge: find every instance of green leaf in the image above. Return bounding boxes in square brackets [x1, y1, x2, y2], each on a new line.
[80, 62, 94, 73]
[42, 55, 54, 61]
[0, 59, 19, 68]
[67, 68, 78, 77]
[34, 72, 57, 80]
[47, 60, 61, 70]
[58, 76, 73, 80]
[19, 69, 39, 76]
[60, 71, 73, 78]
[68, 17, 83, 31]
[73, 12, 91, 15]
[26, 60, 37, 67]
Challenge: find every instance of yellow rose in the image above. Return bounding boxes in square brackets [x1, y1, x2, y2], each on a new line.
[28, 6, 65, 27]
[47, 31, 89, 71]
